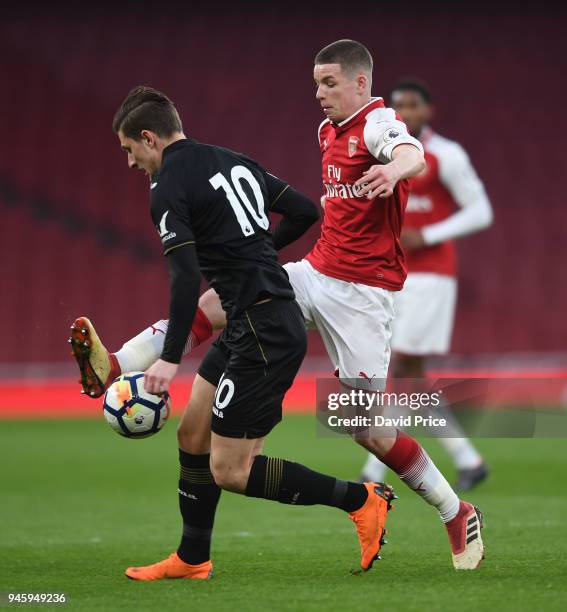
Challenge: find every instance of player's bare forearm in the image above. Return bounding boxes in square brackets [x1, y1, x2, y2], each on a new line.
[355, 144, 425, 199]
[390, 144, 425, 180]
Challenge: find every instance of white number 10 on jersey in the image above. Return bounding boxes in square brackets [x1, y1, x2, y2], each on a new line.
[209, 165, 269, 236]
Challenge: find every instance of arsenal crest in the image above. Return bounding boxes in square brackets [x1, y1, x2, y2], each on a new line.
[348, 136, 359, 157]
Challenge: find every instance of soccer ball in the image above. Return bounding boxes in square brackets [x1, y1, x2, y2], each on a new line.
[102, 372, 170, 438]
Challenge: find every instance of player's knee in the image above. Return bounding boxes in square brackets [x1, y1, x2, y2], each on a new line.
[176, 421, 193, 450]
[209, 459, 248, 493]
[352, 432, 395, 459]
[198, 288, 226, 330]
[177, 406, 211, 454]
[177, 427, 210, 454]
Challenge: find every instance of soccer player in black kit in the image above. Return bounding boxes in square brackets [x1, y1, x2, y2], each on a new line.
[109, 87, 395, 580]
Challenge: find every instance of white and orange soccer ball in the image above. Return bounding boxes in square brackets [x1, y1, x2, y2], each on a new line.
[102, 372, 170, 438]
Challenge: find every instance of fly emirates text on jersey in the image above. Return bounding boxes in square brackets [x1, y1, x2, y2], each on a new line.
[325, 164, 369, 199]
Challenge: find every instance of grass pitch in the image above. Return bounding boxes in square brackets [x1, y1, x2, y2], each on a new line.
[1, 415, 566, 611]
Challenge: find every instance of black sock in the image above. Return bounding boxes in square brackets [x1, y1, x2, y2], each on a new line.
[177, 450, 221, 565]
[244, 455, 367, 512]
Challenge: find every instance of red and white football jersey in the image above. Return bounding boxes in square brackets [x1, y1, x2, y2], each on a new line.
[306, 98, 422, 291]
[404, 127, 492, 276]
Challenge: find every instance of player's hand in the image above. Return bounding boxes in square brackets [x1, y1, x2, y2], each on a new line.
[401, 227, 426, 251]
[144, 359, 179, 395]
[355, 163, 401, 199]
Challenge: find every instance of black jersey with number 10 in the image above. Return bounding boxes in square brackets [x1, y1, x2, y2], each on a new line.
[149, 139, 295, 318]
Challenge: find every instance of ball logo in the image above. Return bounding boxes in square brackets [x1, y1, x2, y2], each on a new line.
[114, 380, 133, 414]
[115, 380, 132, 404]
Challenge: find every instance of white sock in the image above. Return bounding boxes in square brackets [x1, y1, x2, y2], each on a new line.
[361, 453, 388, 482]
[114, 319, 201, 373]
[114, 320, 169, 373]
[437, 437, 482, 470]
[398, 445, 460, 523]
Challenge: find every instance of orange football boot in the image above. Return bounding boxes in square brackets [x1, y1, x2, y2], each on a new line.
[68, 316, 120, 398]
[349, 482, 396, 571]
[125, 553, 213, 581]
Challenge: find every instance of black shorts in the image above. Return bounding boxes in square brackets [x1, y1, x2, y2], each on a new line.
[197, 298, 307, 439]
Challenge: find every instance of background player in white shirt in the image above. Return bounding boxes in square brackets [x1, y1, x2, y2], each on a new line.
[71, 41, 485, 571]
[360, 80, 493, 490]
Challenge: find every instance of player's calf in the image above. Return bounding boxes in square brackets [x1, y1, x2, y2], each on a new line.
[209, 433, 265, 493]
[176, 375, 217, 454]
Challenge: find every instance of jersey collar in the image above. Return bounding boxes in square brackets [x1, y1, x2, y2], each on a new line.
[162, 137, 194, 159]
[418, 125, 434, 147]
[334, 97, 384, 131]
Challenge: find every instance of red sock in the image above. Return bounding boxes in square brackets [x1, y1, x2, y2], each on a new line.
[106, 353, 121, 384]
[184, 307, 213, 354]
[380, 430, 460, 522]
[381, 430, 421, 474]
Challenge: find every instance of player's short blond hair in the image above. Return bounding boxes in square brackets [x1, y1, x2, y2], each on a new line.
[315, 39, 373, 82]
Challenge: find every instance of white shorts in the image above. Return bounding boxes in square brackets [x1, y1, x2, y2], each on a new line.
[391, 272, 457, 356]
[284, 259, 394, 390]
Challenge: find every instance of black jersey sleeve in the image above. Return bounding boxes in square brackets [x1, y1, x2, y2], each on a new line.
[264, 171, 290, 203]
[160, 244, 201, 364]
[150, 170, 196, 256]
[264, 173, 319, 250]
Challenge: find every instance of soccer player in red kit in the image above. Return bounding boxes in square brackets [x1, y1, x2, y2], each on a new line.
[71, 41, 484, 572]
[360, 80, 493, 491]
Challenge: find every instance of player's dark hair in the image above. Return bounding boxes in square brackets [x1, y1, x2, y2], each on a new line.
[314, 39, 373, 77]
[390, 79, 432, 104]
[112, 86, 183, 140]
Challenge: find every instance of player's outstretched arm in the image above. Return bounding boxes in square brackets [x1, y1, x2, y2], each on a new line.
[390, 144, 426, 181]
[356, 144, 425, 200]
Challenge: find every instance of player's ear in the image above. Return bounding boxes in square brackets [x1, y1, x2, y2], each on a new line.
[141, 129, 155, 148]
[356, 73, 369, 93]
